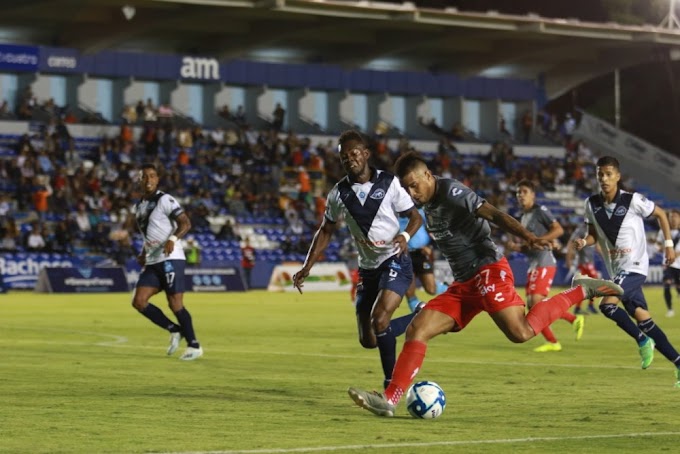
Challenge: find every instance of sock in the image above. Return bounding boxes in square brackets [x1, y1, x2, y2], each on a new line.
[375, 326, 397, 384]
[664, 285, 672, 310]
[390, 312, 416, 337]
[588, 299, 596, 308]
[526, 287, 582, 336]
[600, 304, 645, 343]
[407, 295, 421, 312]
[541, 326, 558, 343]
[639, 319, 680, 366]
[574, 301, 583, 310]
[435, 282, 448, 294]
[173, 308, 200, 348]
[385, 340, 427, 405]
[140, 303, 181, 332]
[561, 311, 577, 323]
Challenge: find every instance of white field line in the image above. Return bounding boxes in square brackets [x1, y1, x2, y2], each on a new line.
[152, 431, 680, 454]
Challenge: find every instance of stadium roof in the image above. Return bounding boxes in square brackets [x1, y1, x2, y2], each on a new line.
[3, 0, 680, 98]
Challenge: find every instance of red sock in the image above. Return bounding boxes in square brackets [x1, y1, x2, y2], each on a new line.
[526, 287, 583, 337]
[561, 311, 576, 323]
[384, 340, 427, 405]
[541, 325, 558, 343]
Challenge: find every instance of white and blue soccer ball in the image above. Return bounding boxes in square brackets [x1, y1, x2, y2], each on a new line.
[406, 380, 446, 419]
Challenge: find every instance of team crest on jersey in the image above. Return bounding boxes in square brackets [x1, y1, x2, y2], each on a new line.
[370, 189, 386, 200]
[359, 191, 366, 198]
[614, 206, 627, 216]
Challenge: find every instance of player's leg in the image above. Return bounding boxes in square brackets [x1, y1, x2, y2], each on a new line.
[404, 278, 422, 313]
[163, 260, 202, 360]
[624, 282, 680, 381]
[663, 267, 673, 315]
[132, 264, 183, 347]
[371, 254, 415, 389]
[348, 289, 468, 417]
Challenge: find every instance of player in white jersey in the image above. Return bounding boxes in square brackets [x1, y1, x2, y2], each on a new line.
[292, 130, 423, 390]
[131, 163, 203, 361]
[655, 209, 680, 317]
[575, 156, 679, 387]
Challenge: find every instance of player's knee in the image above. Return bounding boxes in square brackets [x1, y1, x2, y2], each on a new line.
[131, 298, 146, 311]
[371, 315, 390, 334]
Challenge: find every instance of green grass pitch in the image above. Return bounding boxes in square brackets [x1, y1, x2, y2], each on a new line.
[1, 287, 679, 453]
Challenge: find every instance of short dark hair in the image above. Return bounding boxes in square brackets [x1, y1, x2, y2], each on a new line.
[596, 156, 620, 170]
[516, 179, 536, 192]
[337, 130, 368, 152]
[141, 163, 157, 172]
[393, 151, 428, 179]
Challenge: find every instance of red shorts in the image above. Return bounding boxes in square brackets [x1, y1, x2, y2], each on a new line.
[578, 263, 598, 279]
[423, 257, 525, 331]
[525, 266, 556, 297]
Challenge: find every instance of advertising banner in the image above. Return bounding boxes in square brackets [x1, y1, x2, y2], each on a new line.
[35, 266, 129, 293]
[1, 253, 76, 290]
[268, 262, 351, 292]
[184, 267, 246, 292]
[0, 44, 39, 72]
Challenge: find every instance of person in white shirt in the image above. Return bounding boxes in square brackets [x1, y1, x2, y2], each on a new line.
[575, 156, 679, 387]
[656, 209, 680, 317]
[292, 130, 423, 390]
[131, 163, 202, 361]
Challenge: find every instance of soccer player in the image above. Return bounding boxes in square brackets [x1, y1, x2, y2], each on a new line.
[347, 152, 623, 417]
[506, 179, 584, 352]
[399, 208, 448, 312]
[131, 163, 203, 361]
[574, 156, 680, 386]
[566, 223, 601, 315]
[656, 208, 680, 317]
[292, 130, 423, 390]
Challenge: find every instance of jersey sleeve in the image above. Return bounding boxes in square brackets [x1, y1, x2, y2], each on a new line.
[390, 178, 415, 214]
[324, 185, 341, 223]
[160, 194, 184, 220]
[583, 199, 594, 225]
[537, 205, 558, 228]
[632, 192, 655, 218]
[445, 182, 484, 214]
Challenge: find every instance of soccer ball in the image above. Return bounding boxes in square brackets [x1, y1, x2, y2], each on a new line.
[406, 381, 446, 419]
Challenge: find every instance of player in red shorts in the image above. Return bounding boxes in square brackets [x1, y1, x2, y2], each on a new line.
[506, 179, 584, 352]
[347, 152, 624, 417]
[566, 223, 601, 315]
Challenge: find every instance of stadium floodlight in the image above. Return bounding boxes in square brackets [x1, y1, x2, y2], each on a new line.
[660, 0, 680, 30]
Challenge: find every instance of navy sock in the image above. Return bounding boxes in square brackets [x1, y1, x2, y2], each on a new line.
[174, 308, 200, 348]
[639, 319, 680, 367]
[390, 312, 416, 337]
[140, 303, 180, 332]
[375, 326, 397, 383]
[664, 286, 672, 310]
[601, 304, 645, 343]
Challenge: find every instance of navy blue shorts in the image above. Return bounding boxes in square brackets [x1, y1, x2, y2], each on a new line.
[355, 253, 413, 317]
[136, 260, 186, 294]
[663, 267, 680, 285]
[611, 271, 648, 317]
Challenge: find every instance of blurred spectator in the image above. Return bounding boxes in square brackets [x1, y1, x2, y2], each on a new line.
[217, 218, 240, 241]
[241, 237, 256, 290]
[183, 236, 201, 267]
[25, 222, 46, 251]
[272, 103, 285, 131]
[521, 110, 533, 144]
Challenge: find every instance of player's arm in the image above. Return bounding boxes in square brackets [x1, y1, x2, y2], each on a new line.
[164, 212, 191, 256]
[541, 220, 564, 242]
[292, 217, 336, 293]
[395, 207, 422, 255]
[651, 205, 676, 265]
[476, 201, 551, 250]
[574, 224, 598, 250]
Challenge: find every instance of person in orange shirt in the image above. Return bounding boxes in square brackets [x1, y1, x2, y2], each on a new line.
[32, 179, 52, 221]
[298, 166, 311, 205]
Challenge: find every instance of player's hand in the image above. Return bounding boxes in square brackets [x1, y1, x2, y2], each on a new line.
[292, 268, 310, 294]
[163, 239, 175, 256]
[665, 247, 676, 266]
[573, 238, 587, 251]
[527, 236, 552, 251]
[136, 252, 146, 267]
[393, 233, 408, 256]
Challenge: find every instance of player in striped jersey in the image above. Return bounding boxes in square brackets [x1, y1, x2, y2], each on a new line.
[131, 163, 203, 361]
[576, 156, 679, 387]
[292, 130, 423, 390]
